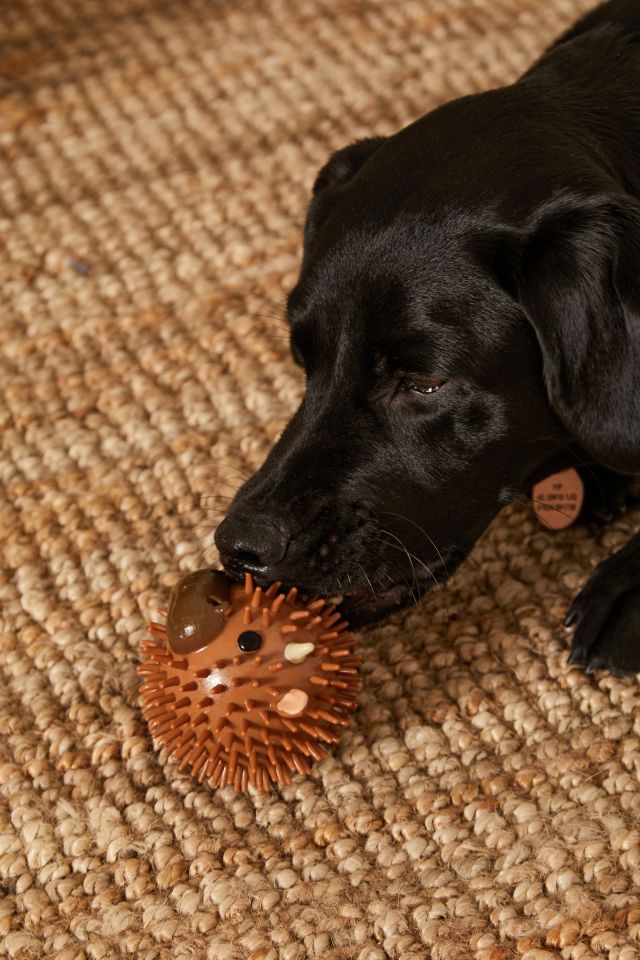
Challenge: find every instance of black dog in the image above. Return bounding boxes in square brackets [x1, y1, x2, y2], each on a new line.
[215, 0, 640, 675]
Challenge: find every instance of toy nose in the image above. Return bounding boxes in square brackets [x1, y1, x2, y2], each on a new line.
[215, 510, 290, 575]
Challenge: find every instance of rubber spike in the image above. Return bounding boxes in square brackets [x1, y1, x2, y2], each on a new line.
[271, 593, 286, 614]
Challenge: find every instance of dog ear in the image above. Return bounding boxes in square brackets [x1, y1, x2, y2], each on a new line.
[303, 137, 386, 251]
[512, 193, 640, 474]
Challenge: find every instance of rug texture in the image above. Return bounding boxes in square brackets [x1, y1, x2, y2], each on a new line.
[2, 1, 640, 958]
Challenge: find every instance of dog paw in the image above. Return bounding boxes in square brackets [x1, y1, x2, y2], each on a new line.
[566, 548, 640, 675]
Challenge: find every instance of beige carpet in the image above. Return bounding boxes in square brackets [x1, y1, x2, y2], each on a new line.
[2, 0, 640, 957]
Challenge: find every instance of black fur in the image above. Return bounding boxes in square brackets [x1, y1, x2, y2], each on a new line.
[216, 0, 640, 675]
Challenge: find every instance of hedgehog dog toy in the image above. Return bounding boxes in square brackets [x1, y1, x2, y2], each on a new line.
[137, 569, 363, 793]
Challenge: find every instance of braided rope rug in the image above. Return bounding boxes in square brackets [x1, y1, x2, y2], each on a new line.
[2, 1, 640, 957]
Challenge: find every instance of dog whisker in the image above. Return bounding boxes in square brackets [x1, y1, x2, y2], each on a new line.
[358, 562, 377, 600]
[376, 528, 419, 598]
[196, 493, 235, 504]
[173, 493, 235, 515]
[380, 534, 437, 592]
[246, 312, 289, 329]
[380, 526, 441, 587]
[513, 491, 580, 526]
[376, 529, 454, 620]
[382, 559, 419, 607]
[379, 510, 449, 577]
[214, 472, 252, 495]
[190, 532, 218, 570]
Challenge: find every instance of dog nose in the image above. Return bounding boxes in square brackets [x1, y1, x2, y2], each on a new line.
[214, 511, 290, 576]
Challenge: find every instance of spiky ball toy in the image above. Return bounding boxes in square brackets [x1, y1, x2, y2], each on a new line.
[137, 569, 362, 793]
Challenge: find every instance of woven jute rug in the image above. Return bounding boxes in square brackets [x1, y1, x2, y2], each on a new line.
[2, 1, 640, 957]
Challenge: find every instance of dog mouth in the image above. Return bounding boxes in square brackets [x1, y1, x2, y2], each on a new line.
[220, 548, 466, 628]
[335, 549, 465, 627]
[337, 580, 425, 626]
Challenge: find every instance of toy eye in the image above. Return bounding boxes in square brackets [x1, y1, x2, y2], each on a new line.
[238, 630, 262, 652]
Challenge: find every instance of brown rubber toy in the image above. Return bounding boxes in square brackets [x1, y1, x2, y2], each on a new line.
[137, 570, 362, 793]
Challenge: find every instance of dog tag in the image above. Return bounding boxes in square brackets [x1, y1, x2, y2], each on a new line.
[532, 468, 584, 530]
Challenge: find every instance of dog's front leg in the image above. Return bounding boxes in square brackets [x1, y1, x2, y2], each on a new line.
[566, 530, 640, 675]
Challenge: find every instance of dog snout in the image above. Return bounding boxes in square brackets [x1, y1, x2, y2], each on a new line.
[214, 509, 290, 578]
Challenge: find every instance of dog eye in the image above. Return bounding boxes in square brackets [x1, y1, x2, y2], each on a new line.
[400, 376, 445, 395]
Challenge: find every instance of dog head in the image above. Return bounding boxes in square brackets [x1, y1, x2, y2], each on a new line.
[215, 82, 640, 624]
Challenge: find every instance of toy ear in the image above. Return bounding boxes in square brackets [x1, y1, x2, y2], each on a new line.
[303, 137, 386, 252]
[512, 193, 640, 474]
